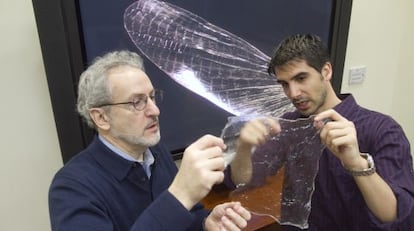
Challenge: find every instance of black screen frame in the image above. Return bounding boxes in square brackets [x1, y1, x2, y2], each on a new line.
[32, 0, 352, 163]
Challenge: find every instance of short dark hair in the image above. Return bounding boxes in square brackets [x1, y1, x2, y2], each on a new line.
[267, 34, 331, 75]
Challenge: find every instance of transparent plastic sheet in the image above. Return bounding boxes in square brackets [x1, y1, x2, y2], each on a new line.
[221, 116, 325, 229]
[124, 0, 294, 117]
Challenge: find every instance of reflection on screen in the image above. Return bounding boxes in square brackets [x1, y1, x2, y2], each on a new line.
[124, 0, 294, 117]
[78, 0, 333, 153]
[222, 116, 325, 229]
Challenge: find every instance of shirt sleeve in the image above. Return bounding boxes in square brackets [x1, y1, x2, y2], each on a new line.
[362, 115, 414, 229]
[49, 175, 115, 231]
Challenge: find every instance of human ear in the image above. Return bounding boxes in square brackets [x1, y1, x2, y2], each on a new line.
[89, 108, 111, 130]
[321, 62, 333, 81]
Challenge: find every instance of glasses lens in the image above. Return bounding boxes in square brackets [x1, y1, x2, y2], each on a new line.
[133, 90, 163, 111]
[154, 90, 163, 104]
[132, 96, 147, 110]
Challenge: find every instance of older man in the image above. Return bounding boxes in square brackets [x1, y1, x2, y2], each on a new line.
[49, 50, 251, 230]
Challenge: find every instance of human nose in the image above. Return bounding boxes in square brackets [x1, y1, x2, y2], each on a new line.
[145, 97, 160, 116]
[287, 83, 301, 98]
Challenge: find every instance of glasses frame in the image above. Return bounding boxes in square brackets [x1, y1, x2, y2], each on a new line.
[97, 89, 163, 111]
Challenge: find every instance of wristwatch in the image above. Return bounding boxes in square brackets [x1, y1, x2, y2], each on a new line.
[346, 153, 376, 176]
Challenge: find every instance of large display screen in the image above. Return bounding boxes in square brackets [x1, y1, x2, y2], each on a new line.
[77, 0, 333, 154]
[33, 0, 351, 162]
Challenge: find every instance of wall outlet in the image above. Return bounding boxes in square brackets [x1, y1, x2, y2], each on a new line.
[348, 66, 367, 85]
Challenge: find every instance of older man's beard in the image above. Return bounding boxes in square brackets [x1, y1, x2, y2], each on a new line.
[111, 128, 161, 148]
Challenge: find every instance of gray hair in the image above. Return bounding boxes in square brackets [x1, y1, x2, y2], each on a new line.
[76, 50, 145, 128]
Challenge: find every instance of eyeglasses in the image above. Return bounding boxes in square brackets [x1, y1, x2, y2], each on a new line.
[97, 89, 163, 111]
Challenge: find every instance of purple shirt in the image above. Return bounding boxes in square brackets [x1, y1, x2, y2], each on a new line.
[281, 94, 414, 230]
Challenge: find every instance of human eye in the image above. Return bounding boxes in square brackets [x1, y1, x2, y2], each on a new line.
[149, 92, 156, 101]
[277, 80, 288, 89]
[131, 96, 146, 110]
[295, 73, 308, 82]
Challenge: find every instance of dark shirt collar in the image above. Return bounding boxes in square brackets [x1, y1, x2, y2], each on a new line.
[332, 94, 360, 120]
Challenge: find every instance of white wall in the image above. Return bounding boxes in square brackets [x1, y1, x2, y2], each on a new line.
[0, 1, 62, 231]
[0, 0, 412, 230]
[342, 0, 414, 153]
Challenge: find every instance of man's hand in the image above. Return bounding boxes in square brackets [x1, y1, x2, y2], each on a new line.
[169, 134, 226, 209]
[230, 117, 281, 185]
[314, 109, 398, 222]
[238, 117, 281, 149]
[205, 202, 251, 231]
[314, 109, 366, 170]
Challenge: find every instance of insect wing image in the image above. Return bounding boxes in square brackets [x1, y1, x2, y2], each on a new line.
[124, 0, 294, 117]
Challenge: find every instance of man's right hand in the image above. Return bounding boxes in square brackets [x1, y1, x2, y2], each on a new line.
[239, 117, 281, 148]
[168, 134, 226, 210]
[230, 117, 281, 185]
